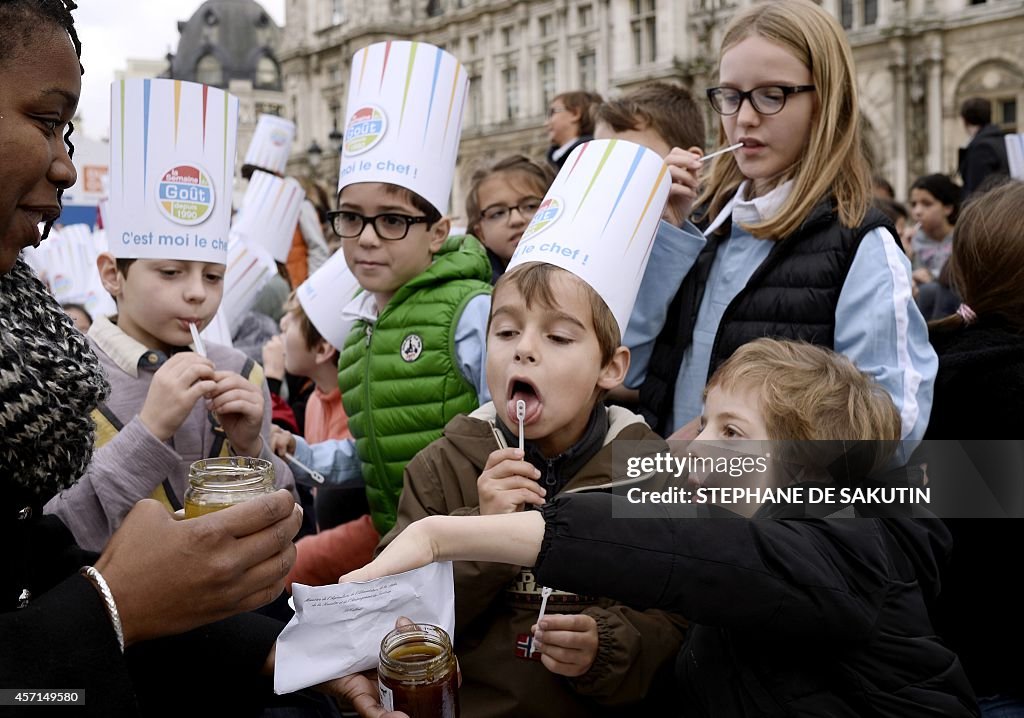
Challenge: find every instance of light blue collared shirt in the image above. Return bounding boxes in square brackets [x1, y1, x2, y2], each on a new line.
[624, 181, 936, 441]
[289, 292, 491, 487]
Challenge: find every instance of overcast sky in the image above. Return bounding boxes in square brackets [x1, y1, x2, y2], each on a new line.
[74, 0, 286, 141]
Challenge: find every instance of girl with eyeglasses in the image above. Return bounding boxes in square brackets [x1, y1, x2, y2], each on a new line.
[465, 156, 555, 283]
[625, 0, 936, 445]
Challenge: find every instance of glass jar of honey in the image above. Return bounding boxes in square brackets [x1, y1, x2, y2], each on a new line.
[184, 457, 275, 518]
[378, 623, 459, 718]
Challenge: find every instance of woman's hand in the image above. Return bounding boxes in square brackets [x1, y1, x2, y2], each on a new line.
[95, 490, 300, 646]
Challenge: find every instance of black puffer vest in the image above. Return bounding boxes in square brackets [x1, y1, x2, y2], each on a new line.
[639, 198, 894, 435]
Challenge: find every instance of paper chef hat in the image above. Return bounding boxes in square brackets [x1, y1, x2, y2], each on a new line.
[337, 41, 469, 214]
[506, 139, 670, 333]
[23, 224, 116, 320]
[232, 170, 305, 263]
[244, 114, 296, 176]
[221, 231, 279, 329]
[107, 78, 239, 265]
[296, 250, 362, 351]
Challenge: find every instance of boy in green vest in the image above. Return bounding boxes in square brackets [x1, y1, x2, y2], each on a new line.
[270, 41, 492, 585]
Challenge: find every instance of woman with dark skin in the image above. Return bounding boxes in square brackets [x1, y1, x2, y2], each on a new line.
[0, 2, 401, 714]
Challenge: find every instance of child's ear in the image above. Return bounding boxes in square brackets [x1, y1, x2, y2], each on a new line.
[597, 346, 630, 391]
[96, 252, 123, 297]
[429, 216, 451, 253]
[313, 339, 338, 367]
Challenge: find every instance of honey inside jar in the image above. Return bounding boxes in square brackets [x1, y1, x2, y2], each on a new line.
[184, 457, 275, 518]
[378, 625, 459, 718]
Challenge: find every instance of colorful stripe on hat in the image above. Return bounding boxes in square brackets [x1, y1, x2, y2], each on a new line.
[398, 41, 418, 133]
[571, 140, 616, 221]
[143, 79, 151, 198]
[173, 80, 182, 147]
[632, 163, 670, 276]
[422, 46, 443, 143]
[119, 80, 125, 196]
[357, 46, 369, 94]
[601, 144, 646, 235]
[441, 61, 462, 154]
[379, 40, 392, 93]
[565, 142, 589, 179]
[202, 85, 209, 149]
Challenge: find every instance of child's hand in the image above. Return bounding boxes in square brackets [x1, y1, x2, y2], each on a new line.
[139, 353, 217, 442]
[532, 614, 599, 678]
[270, 425, 296, 457]
[208, 370, 265, 457]
[662, 146, 704, 227]
[912, 267, 933, 286]
[477, 447, 545, 515]
[262, 335, 285, 382]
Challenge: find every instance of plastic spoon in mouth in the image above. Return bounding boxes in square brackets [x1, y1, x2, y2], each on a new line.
[530, 586, 554, 656]
[698, 142, 744, 163]
[284, 453, 326, 484]
[516, 399, 526, 452]
[189, 322, 207, 358]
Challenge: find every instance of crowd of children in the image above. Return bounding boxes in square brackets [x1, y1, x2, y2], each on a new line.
[5, 0, 1023, 716]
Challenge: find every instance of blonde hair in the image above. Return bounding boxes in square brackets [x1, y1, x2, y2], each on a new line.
[706, 339, 901, 442]
[696, 0, 872, 239]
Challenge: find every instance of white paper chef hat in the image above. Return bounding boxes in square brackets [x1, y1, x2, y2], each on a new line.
[295, 250, 362, 351]
[506, 139, 670, 333]
[244, 114, 296, 176]
[107, 78, 239, 264]
[337, 41, 468, 215]
[220, 230, 279, 330]
[232, 170, 305, 263]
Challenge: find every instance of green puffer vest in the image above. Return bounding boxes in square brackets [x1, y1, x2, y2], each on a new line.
[338, 234, 492, 534]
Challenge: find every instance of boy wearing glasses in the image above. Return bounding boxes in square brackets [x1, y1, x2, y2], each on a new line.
[271, 42, 493, 586]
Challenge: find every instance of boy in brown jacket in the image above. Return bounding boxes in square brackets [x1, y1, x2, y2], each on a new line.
[378, 261, 686, 717]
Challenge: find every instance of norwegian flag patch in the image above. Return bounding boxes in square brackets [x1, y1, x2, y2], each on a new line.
[514, 633, 542, 661]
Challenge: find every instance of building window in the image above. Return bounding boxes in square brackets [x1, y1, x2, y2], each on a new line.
[255, 56, 281, 89]
[578, 50, 596, 90]
[467, 35, 478, 56]
[998, 97, 1017, 131]
[840, 0, 853, 29]
[426, 0, 443, 17]
[503, 66, 519, 120]
[863, 0, 877, 25]
[331, 0, 344, 24]
[631, 0, 656, 65]
[539, 14, 553, 37]
[578, 4, 593, 28]
[539, 58, 556, 108]
[468, 75, 482, 127]
[196, 54, 224, 87]
[502, 26, 515, 47]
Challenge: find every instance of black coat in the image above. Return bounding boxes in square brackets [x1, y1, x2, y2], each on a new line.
[546, 136, 591, 171]
[1, 481, 282, 717]
[534, 493, 979, 717]
[958, 124, 1010, 198]
[925, 321, 1024, 699]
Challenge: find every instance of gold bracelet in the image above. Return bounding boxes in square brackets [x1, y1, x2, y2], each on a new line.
[80, 566, 125, 653]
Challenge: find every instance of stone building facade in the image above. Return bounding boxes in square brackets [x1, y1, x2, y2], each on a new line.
[166, 0, 288, 174]
[279, 0, 1024, 217]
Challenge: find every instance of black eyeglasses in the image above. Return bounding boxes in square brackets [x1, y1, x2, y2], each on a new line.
[326, 210, 432, 240]
[706, 85, 816, 116]
[480, 198, 543, 224]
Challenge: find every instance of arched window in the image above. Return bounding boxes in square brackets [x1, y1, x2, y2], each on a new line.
[255, 56, 281, 90]
[196, 54, 224, 86]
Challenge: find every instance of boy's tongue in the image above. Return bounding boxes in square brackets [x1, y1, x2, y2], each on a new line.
[507, 386, 542, 426]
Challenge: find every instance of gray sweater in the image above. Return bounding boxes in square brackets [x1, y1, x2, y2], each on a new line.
[45, 315, 295, 551]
